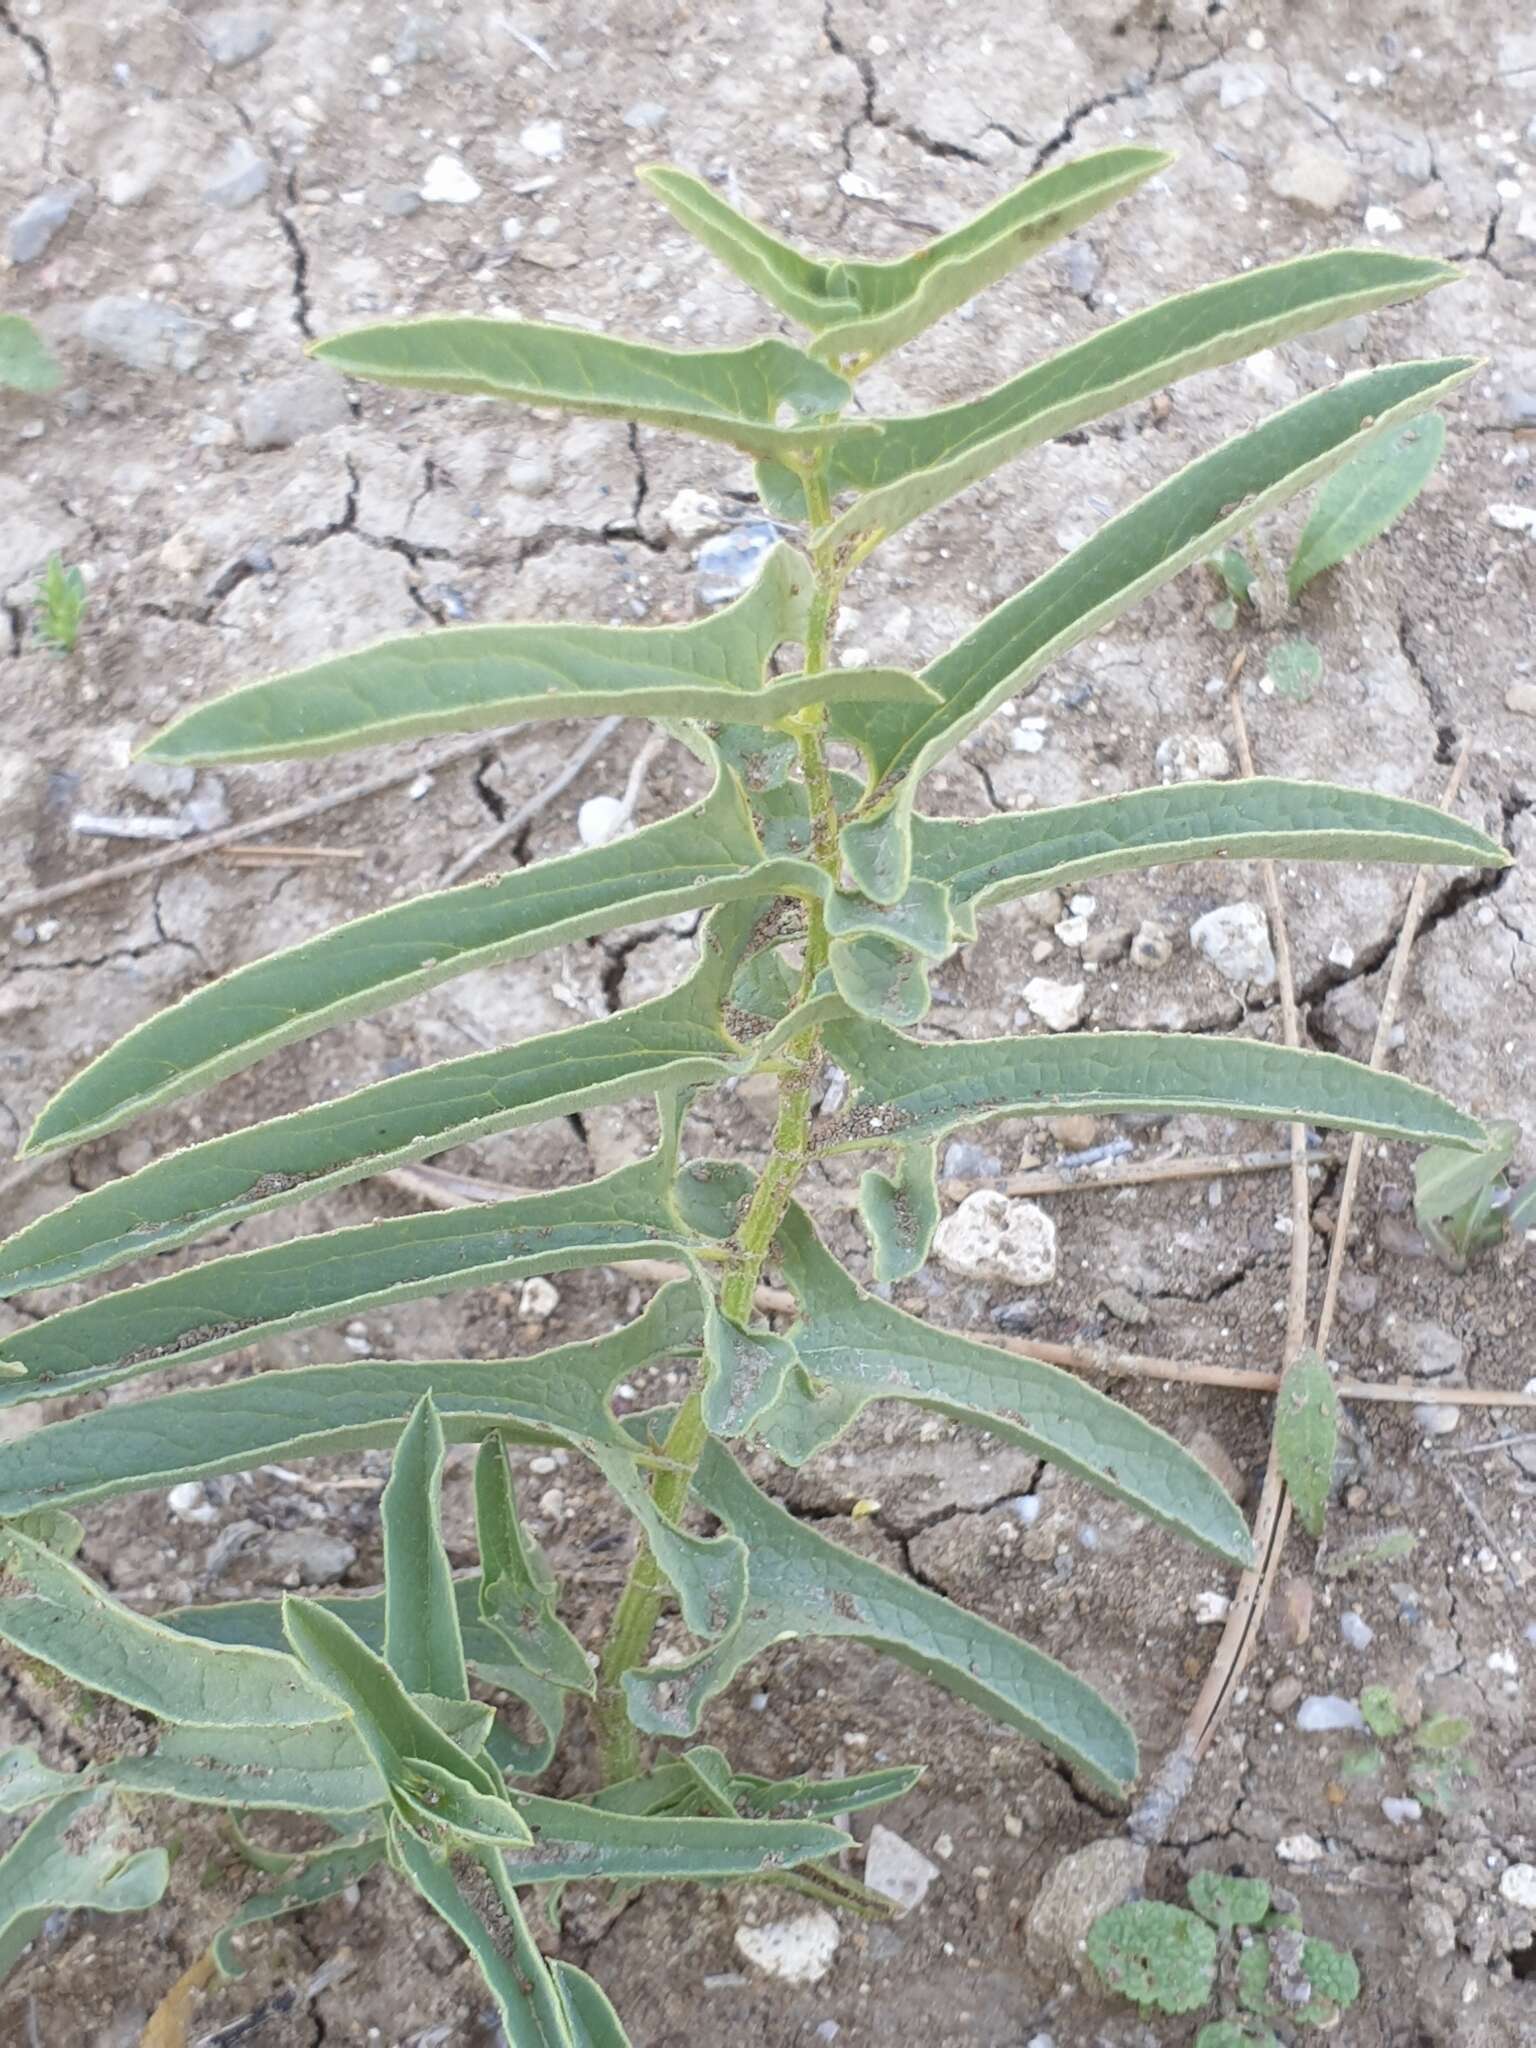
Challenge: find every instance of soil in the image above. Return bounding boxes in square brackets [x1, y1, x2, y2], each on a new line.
[2, 0, 1535, 2044]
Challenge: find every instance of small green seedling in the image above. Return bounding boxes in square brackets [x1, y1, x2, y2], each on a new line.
[33, 554, 87, 655]
[0, 150, 1503, 2040]
[1089, 1871, 1359, 2036]
[1274, 1349, 1340, 1540]
[1414, 1119, 1536, 1271]
[1345, 1687, 1477, 1815]
[0, 312, 61, 395]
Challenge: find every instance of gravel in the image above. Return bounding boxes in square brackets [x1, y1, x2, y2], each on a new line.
[8, 183, 85, 265]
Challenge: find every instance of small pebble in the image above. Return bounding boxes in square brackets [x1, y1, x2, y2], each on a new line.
[577, 794, 627, 847]
[1340, 1611, 1375, 1652]
[1297, 1693, 1366, 1733]
[520, 119, 566, 162]
[519, 1276, 560, 1319]
[1500, 1865, 1536, 1910]
[421, 154, 482, 205]
[863, 1826, 941, 1914]
[1276, 1832, 1327, 1864]
[1413, 1402, 1461, 1437]
[1382, 1797, 1423, 1827]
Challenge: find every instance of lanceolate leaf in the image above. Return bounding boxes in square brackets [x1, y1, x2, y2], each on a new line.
[210, 1837, 386, 1979]
[836, 355, 1478, 900]
[311, 319, 872, 464]
[1, 945, 747, 1292]
[910, 777, 1508, 914]
[475, 1438, 594, 1696]
[389, 1825, 584, 2048]
[1274, 1349, 1340, 1540]
[762, 1203, 1251, 1564]
[551, 1963, 633, 2048]
[0, 1789, 168, 1981]
[162, 1577, 567, 1781]
[0, 1155, 701, 1400]
[820, 1015, 1485, 1154]
[501, 1790, 848, 1886]
[113, 1717, 389, 1817]
[1289, 411, 1446, 596]
[143, 638, 929, 769]
[0, 1522, 338, 1729]
[758, 250, 1456, 541]
[625, 1438, 1139, 1798]
[644, 149, 1168, 365]
[382, 1395, 469, 1703]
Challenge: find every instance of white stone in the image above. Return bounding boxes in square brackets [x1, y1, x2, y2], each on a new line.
[1193, 1590, 1231, 1625]
[422, 154, 482, 204]
[1296, 1693, 1366, 1733]
[734, 1908, 840, 1985]
[1489, 503, 1536, 535]
[863, 1825, 941, 1913]
[167, 1481, 218, 1524]
[1364, 204, 1403, 233]
[1022, 978, 1085, 1033]
[1340, 1610, 1375, 1651]
[519, 1276, 560, 1319]
[663, 488, 726, 543]
[1155, 734, 1232, 783]
[1276, 1832, 1327, 1864]
[577, 794, 627, 846]
[1382, 1797, 1423, 1827]
[1191, 901, 1276, 986]
[520, 119, 566, 162]
[933, 1191, 1057, 1286]
[1500, 1864, 1536, 1909]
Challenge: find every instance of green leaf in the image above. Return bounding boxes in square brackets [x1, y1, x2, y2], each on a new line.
[1195, 2024, 1280, 2048]
[211, 1836, 385, 1978]
[824, 877, 955, 958]
[733, 1762, 923, 1822]
[761, 1202, 1251, 1565]
[1265, 636, 1323, 703]
[0, 313, 63, 394]
[1358, 1684, 1405, 1740]
[475, 1439, 594, 1697]
[0, 1788, 168, 1980]
[700, 1301, 798, 1438]
[1320, 1527, 1416, 1577]
[1187, 1870, 1270, 1929]
[112, 1718, 390, 1817]
[828, 931, 933, 1027]
[389, 1824, 586, 2047]
[1414, 1119, 1517, 1221]
[1207, 544, 1256, 605]
[1086, 1900, 1218, 2015]
[762, 249, 1457, 543]
[0, 1522, 340, 1728]
[0, 1153, 702, 1400]
[311, 318, 870, 464]
[143, 580, 930, 769]
[382, 1395, 468, 1703]
[836, 354, 1478, 900]
[282, 1597, 521, 1832]
[5, 889, 770, 1276]
[502, 1789, 849, 1886]
[910, 776, 1508, 917]
[162, 1578, 567, 1781]
[19, 758, 774, 1158]
[1238, 1934, 1360, 2025]
[1274, 1349, 1339, 1540]
[858, 1141, 941, 1284]
[647, 150, 1168, 366]
[1289, 412, 1445, 596]
[551, 1962, 633, 2048]
[625, 1438, 1139, 1799]
[820, 1014, 1486, 1155]
[0, 1746, 81, 1815]
[1298, 1936, 1361, 2010]
[1413, 1713, 1472, 1752]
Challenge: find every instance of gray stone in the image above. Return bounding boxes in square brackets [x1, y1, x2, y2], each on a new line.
[1130, 918, 1174, 969]
[622, 101, 670, 132]
[696, 521, 778, 605]
[1385, 1317, 1463, 1379]
[261, 1527, 356, 1584]
[1340, 1610, 1374, 1652]
[1061, 239, 1100, 298]
[863, 1826, 941, 1914]
[1501, 389, 1536, 429]
[942, 1140, 1004, 1180]
[199, 10, 275, 68]
[1269, 145, 1356, 217]
[1413, 1402, 1460, 1437]
[8, 183, 84, 266]
[1190, 901, 1276, 986]
[1025, 1838, 1147, 1987]
[80, 296, 210, 375]
[204, 137, 270, 210]
[238, 369, 352, 450]
[375, 185, 423, 218]
[1296, 1693, 1366, 1733]
[934, 1191, 1057, 1286]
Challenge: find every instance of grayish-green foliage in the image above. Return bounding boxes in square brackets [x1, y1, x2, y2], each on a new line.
[0, 150, 1500, 2041]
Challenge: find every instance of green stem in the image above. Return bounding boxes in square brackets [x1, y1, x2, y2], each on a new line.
[590, 449, 845, 1785]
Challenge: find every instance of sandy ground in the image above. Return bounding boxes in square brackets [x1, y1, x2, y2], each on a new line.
[3, 0, 1536, 2042]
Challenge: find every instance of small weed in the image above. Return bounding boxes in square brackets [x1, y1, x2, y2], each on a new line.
[33, 554, 87, 655]
[1414, 1119, 1536, 1270]
[1088, 1871, 1360, 2037]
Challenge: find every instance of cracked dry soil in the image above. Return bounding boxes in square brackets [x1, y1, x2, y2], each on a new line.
[3, 1, 1536, 2043]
